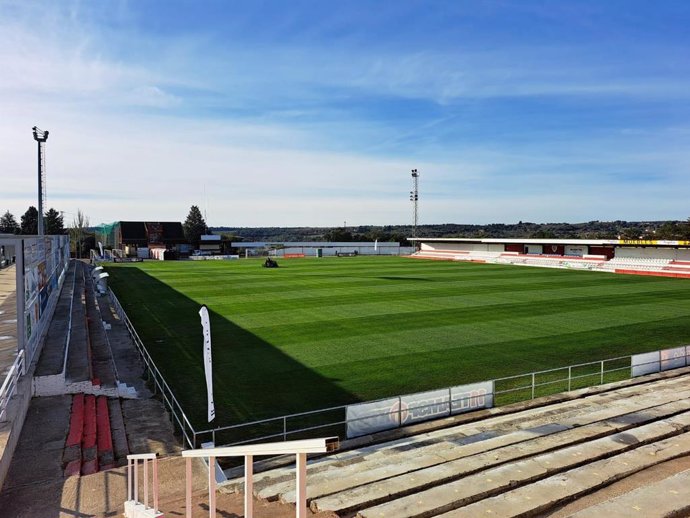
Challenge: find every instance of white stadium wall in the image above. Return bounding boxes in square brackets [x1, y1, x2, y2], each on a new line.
[277, 245, 414, 256]
[420, 242, 503, 253]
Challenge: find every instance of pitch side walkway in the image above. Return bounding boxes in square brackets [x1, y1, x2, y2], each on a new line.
[223, 367, 690, 518]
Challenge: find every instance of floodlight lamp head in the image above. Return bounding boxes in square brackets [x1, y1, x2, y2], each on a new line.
[32, 126, 48, 142]
[411, 168, 418, 177]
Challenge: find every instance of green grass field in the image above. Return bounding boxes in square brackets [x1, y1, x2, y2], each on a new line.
[106, 257, 690, 429]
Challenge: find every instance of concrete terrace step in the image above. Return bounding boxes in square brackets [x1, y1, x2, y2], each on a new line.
[84, 272, 117, 388]
[62, 393, 121, 477]
[82, 394, 98, 475]
[564, 467, 690, 518]
[286, 385, 690, 501]
[309, 397, 690, 515]
[96, 396, 115, 469]
[99, 293, 150, 398]
[439, 433, 690, 518]
[356, 414, 690, 517]
[236, 373, 690, 501]
[34, 261, 76, 377]
[65, 262, 91, 384]
[108, 398, 129, 463]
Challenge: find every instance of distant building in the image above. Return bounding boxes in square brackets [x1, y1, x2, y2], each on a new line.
[111, 221, 187, 257]
[198, 234, 222, 255]
[233, 241, 414, 257]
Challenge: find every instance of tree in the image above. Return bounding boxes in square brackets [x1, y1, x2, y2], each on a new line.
[20, 206, 38, 235]
[683, 218, 690, 240]
[70, 209, 90, 259]
[324, 228, 353, 242]
[183, 205, 208, 248]
[0, 211, 19, 234]
[44, 208, 65, 235]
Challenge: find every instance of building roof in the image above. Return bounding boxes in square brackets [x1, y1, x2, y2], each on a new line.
[119, 221, 147, 245]
[409, 237, 690, 247]
[117, 221, 186, 245]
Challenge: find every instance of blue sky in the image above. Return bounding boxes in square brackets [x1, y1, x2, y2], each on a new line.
[1, 0, 689, 227]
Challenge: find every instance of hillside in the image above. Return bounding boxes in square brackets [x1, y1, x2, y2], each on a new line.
[211, 219, 690, 244]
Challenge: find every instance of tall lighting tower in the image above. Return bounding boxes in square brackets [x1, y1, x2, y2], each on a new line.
[32, 126, 49, 236]
[410, 169, 419, 240]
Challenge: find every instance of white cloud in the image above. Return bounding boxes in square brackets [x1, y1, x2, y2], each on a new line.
[2, 1, 690, 229]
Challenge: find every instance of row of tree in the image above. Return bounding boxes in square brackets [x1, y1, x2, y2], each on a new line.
[0, 207, 65, 235]
[211, 219, 690, 243]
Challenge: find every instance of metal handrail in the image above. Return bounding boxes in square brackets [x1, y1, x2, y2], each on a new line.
[60, 262, 78, 375]
[0, 349, 25, 422]
[195, 354, 686, 445]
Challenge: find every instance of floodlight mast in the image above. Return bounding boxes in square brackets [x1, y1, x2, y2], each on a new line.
[32, 126, 49, 236]
[410, 169, 419, 240]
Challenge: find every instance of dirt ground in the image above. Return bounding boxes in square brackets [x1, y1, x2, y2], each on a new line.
[162, 490, 339, 518]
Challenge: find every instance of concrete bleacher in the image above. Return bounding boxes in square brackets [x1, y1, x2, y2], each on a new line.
[34, 260, 137, 398]
[411, 248, 690, 278]
[223, 368, 690, 517]
[27, 260, 138, 477]
[62, 393, 126, 476]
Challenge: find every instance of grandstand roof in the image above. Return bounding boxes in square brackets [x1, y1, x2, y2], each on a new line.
[410, 237, 690, 247]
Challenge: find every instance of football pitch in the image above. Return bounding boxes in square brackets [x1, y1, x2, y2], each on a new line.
[106, 256, 690, 428]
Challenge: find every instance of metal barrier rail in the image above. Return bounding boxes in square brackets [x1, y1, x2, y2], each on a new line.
[60, 262, 78, 376]
[194, 354, 685, 446]
[109, 289, 198, 448]
[0, 349, 25, 422]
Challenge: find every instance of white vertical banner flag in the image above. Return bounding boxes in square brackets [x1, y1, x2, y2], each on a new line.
[199, 305, 215, 422]
[374, 239, 378, 252]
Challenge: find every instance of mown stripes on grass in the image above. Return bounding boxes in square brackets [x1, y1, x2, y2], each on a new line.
[107, 257, 690, 427]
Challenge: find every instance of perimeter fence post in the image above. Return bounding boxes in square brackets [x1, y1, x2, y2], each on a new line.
[568, 366, 572, 391]
[531, 373, 535, 399]
[398, 397, 403, 427]
[600, 361, 604, 384]
[448, 387, 452, 415]
[283, 416, 287, 441]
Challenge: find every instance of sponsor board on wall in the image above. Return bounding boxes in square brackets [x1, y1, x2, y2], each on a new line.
[451, 381, 494, 414]
[631, 351, 660, 377]
[618, 239, 690, 246]
[346, 381, 494, 439]
[660, 347, 687, 371]
[20, 236, 71, 361]
[632, 347, 689, 377]
[345, 397, 400, 438]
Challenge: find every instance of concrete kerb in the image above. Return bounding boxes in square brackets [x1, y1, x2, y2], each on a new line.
[221, 365, 690, 484]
